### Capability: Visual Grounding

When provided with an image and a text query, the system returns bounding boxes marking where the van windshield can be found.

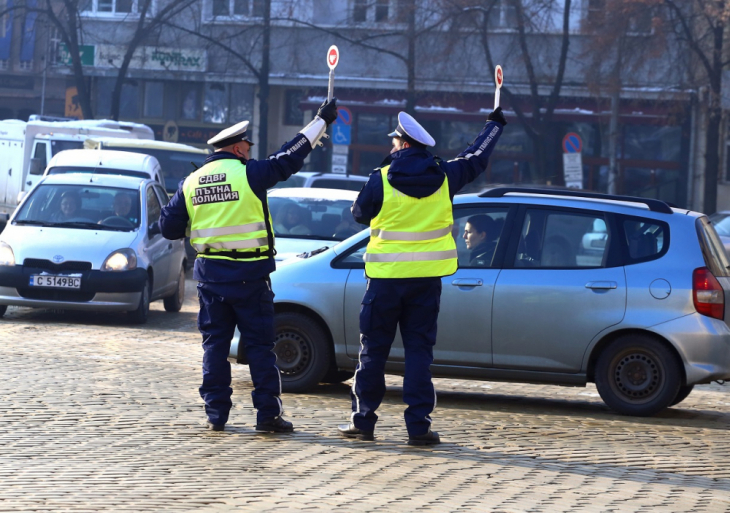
[15,184,141,231]
[51,140,84,155]
[47,166,150,179]
[104,147,208,194]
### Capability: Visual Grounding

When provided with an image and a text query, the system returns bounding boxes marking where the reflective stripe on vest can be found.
[364,165,457,279]
[370,225,453,241]
[364,249,458,262]
[183,159,273,262]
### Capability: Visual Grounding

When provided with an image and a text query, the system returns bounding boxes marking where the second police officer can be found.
[160,99,338,433]
[338,107,507,445]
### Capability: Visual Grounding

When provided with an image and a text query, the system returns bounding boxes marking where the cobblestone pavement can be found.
[1,275,730,512]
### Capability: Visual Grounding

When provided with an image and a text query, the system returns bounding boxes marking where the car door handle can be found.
[585,281,617,290]
[167,244,172,250]
[452,278,483,287]
[26,181,31,186]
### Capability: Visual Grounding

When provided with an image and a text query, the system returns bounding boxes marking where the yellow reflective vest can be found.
[364,165,457,278]
[183,159,274,262]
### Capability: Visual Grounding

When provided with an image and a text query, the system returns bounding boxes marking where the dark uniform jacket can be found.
[352,121,503,226]
[159,133,312,283]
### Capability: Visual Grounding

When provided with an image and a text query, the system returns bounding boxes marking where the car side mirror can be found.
[148,221,161,237]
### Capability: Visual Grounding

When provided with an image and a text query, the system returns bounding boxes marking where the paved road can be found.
[1,275,729,512]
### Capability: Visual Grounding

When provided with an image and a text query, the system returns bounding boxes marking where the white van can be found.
[43,149,163,186]
[0,118,153,222]
[83,138,209,195]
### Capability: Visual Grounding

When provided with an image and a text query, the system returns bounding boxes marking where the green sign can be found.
[58,43,95,66]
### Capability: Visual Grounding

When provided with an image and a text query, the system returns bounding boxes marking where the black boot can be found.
[338,423,374,441]
[408,430,440,446]
[255,416,294,433]
[206,421,225,432]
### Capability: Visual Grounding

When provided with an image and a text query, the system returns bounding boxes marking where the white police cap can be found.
[207,120,255,148]
[387,111,436,147]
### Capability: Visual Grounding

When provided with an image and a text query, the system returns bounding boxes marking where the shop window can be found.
[284,90,303,126]
[229,83,255,123]
[163,82,178,120]
[180,84,200,121]
[493,123,532,155]
[358,151,387,175]
[204,83,229,124]
[623,125,681,163]
[440,121,485,151]
[356,113,392,145]
[119,79,140,119]
[143,81,164,119]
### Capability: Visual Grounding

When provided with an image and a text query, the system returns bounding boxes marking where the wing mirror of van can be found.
[29,158,45,176]
[17,191,27,204]
[148,221,161,237]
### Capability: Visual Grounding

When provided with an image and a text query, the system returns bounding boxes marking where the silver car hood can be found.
[274,237,332,261]
[1,225,138,268]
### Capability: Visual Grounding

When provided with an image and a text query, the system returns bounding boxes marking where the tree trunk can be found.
[704,104,721,214]
[257,0,271,159]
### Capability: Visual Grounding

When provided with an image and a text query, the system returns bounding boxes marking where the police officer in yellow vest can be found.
[338,108,506,445]
[160,99,338,432]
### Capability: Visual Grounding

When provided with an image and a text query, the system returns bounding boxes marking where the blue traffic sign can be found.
[332,124,351,145]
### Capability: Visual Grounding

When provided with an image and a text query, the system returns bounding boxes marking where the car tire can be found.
[0,305,6,318]
[127,277,151,324]
[322,369,355,384]
[274,312,330,393]
[163,266,185,313]
[595,334,682,416]
[670,384,694,407]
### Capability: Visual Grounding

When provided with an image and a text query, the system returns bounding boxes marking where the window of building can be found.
[375,0,389,21]
[623,125,681,163]
[353,0,367,22]
[487,0,517,30]
[284,89,304,126]
[204,82,229,124]
[352,0,397,23]
[80,0,139,15]
[586,0,605,27]
[210,0,265,18]
[143,81,164,118]
[0,0,8,38]
[229,83,255,123]
[179,83,200,121]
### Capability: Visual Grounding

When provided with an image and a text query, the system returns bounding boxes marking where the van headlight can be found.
[102,249,137,272]
[0,242,15,266]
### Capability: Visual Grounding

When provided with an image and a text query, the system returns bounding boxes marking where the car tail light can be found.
[693,267,725,320]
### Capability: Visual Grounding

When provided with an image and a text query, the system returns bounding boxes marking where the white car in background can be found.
[269,187,365,261]
[272,172,367,192]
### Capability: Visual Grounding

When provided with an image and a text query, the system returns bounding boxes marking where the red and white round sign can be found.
[327,45,339,70]
[495,65,503,88]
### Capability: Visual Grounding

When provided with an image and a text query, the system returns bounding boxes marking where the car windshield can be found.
[269,196,366,241]
[709,213,730,237]
[15,184,141,231]
[48,166,151,180]
[106,147,208,194]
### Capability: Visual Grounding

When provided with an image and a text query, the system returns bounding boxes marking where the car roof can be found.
[268,187,359,200]
[49,149,160,169]
[40,172,150,190]
[296,172,368,181]
[85,137,209,154]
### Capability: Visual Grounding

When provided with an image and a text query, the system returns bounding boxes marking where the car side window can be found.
[453,207,509,268]
[153,185,169,207]
[622,217,668,262]
[146,187,162,230]
[514,209,609,268]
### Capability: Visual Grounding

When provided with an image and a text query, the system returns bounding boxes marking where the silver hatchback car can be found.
[0,173,187,323]
[230,188,730,416]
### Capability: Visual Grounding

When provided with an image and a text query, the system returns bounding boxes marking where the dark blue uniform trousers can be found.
[197,279,282,426]
[351,277,442,437]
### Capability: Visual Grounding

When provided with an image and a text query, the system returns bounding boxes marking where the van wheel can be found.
[0,305,6,318]
[274,312,330,393]
[595,334,681,416]
[671,385,694,407]
[127,278,150,324]
[163,266,185,312]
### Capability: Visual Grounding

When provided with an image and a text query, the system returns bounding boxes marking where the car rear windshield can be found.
[311,178,365,192]
[48,166,150,180]
[15,184,141,231]
[696,216,730,277]
[269,196,366,241]
[104,147,208,194]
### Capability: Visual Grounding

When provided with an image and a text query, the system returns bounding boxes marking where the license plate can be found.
[29,275,81,289]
